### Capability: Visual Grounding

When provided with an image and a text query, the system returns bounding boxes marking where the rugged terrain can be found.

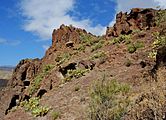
[0,8,166,120]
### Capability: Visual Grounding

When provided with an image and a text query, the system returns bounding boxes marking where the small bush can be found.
[155,10,166,26]
[29,65,54,95]
[109,35,144,54]
[43,64,54,74]
[63,69,89,82]
[149,31,166,59]
[148,50,157,59]
[52,111,60,120]
[132,29,142,34]
[110,35,131,45]
[77,44,86,52]
[89,79,130,120]
[152,32,166,48]
[29,75,43,95]
[20,97,50,117]
[90,51,106,60]
[80,34,94,46]
[80,33,105,44]
[127,41,144,53]
[55,53,71,65]
[127,44,136,53]
[134,41,144,49]
[91,40,105,52]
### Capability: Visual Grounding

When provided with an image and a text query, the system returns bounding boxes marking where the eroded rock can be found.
[106,8,157,38]
[8,59,41,88]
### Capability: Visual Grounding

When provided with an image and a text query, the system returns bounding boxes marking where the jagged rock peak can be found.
[43,24,96,60]
[51,24,93,50]
[106,8,157,38]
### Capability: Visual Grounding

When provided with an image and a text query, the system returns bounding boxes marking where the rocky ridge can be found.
[0,8,166,120]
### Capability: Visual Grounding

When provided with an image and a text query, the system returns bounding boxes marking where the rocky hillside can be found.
[0,8,166,120]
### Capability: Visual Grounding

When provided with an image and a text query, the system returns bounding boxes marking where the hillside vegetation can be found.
[0,8,166,120]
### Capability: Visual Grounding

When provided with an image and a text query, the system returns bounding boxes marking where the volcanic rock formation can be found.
[0,8,166,120]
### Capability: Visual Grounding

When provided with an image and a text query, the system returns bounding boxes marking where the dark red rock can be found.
[2,8,166,120]
[8,58,41,88]
[52,24,87,50]
[106,8,157,38]
[43,24,95,63]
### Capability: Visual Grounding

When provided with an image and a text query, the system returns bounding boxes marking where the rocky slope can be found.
[0,8,166,120]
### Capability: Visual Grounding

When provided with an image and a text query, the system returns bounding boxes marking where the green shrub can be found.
[132,29,142,34]
[90,51,106,60]
[29,65,54,95]
[29,75,43,95]
[55,53,71,65]
[127,41,144,53]
[155,10,166,26]
[149,31,166,59]
[148,50,157,59]
[77,44,86,52]
[110,35,131,45]
[31,106,50,117]
[79,34,104,47]
[51,111,60,120]
[63,69,89,82]
[89,79,130,120]
[43,64,54,74]
[21,97,50,117]
[91,40,105,52]
[134,41,144,49]
[152,32,166,48]
[127,44,136,53]
[80,34,94,46]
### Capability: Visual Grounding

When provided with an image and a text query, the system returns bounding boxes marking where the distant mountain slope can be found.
[0,66,14,80]
[0,66,14,71]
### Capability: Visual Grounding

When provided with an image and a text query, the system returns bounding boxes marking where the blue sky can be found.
[0,0,165,66]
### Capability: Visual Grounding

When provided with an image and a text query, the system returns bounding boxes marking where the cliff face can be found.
[0,8,166,120]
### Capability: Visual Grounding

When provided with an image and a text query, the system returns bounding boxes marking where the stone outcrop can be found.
[106,8,157,38]
[0,59,42,117]
[43,24,95,63]
[52,24,88,50]
[1,8,166,120]
[8,59,41,88]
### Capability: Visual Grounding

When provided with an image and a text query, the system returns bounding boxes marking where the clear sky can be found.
[0,0,166,66]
